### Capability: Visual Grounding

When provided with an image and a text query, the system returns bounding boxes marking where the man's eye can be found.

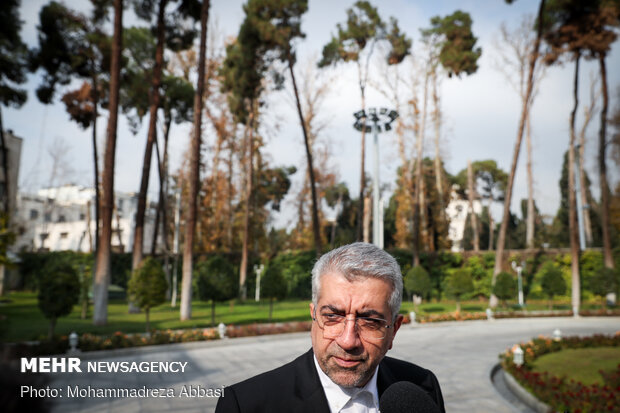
[322,313,343,322]
[359,318,384,330]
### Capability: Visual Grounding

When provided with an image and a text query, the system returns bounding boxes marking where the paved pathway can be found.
[46,317,619,412]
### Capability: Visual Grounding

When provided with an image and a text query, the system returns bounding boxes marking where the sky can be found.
[6,0,620,231]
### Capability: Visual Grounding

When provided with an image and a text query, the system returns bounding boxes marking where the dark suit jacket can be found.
[214,348,445,413]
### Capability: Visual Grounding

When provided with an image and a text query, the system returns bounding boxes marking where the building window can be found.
[44,213,51,223]
[30,209,39,220]
[58,215,66,222]
[79,213,85,220]
[60,232,68,239]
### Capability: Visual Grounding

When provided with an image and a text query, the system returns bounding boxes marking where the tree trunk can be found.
[211,301,216,326]
[226,139,234,249]
[467,160,479,252]
[151,137,163,256]
[598,56,614,270]
[526,114,535,249]
[578,118,592,246]
[48,317,56,341]
[357,87,366,242]
[145,308,150,332]
[420,176,429,251]
[91,75,100,254]
[288,58,322,257]
[363,195,371,243]
[492,0,546,308]
[432,70,445,220]
[0,107,10,215]
[180,0,209,321]
[413,70,430,266]
[488,200,495,251]
[93,0,122,326]
[568,55,581,315]
[161,118,171,298]
[239,105,256,301]
[132,0,167,280]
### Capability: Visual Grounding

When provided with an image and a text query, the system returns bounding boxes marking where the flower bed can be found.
[417,312,488,323]
[225,321,312,338]
[414,308,620,323]
[500,333,620,412]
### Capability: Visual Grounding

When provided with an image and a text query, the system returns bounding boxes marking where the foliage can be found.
[590,267,618,300]
[422,10,482,77]
[270,250,315,299]
[18,251,130,291]
[0,0,29,108]
[29,1,110,105]
[539,261,567,302]
[37,259,80,339]
[318,1,411,68]
[127,257,167,331]
[493,271,517,305]
[261,261,287,301]
[445,268,474,312]
[551,151,602,247]
[500,333,620,413]
[404,266,431,300]
[194,256,238,303]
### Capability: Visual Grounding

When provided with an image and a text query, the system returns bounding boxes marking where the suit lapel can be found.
[377,358,397,397]
[293,349,331,413]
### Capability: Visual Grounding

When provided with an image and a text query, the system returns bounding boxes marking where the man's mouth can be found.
[332,356,364,368]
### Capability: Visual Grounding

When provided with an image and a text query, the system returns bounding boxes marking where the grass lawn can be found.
[531,347,620,385]
[0,291,613,343]
[0,291,312,342]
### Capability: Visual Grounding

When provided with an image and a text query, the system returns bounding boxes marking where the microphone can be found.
[379,381,441,413]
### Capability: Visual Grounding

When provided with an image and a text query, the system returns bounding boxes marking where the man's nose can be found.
[336,317,361,349]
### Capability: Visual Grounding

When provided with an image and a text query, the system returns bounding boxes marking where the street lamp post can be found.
[511,260,525,307]
[353,107,398,247]
[254,263,264,302]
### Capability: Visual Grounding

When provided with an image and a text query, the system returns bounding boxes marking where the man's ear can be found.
[309,302,315,319]
[387,314,404,350]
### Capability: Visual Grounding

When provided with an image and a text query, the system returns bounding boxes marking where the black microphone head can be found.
[379,381,441,413]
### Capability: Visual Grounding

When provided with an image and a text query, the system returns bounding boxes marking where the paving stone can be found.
[45,316,619,412]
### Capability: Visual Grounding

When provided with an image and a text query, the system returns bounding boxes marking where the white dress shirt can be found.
[313,355,380,413]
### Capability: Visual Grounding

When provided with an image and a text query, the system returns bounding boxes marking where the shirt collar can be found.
[313,354,380,412]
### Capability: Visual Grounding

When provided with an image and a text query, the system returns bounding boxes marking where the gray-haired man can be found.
[215,242,444,412]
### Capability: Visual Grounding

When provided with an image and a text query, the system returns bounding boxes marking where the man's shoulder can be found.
[379,355,445,412]
[380,355,436,382]
[215,349,329,413]
[229,351,304,392]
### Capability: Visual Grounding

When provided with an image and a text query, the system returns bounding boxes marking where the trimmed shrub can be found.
[494,271,517,308]
[195,256,237,326]
[37,260,80,340]
[127,257,167,332]
[539,261,567,310]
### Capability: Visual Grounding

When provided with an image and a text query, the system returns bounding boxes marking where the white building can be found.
[14,184,158,253]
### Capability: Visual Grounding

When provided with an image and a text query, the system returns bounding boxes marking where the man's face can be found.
[310,272,403,388]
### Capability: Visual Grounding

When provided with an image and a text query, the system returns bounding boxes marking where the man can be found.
[215,242,444,412]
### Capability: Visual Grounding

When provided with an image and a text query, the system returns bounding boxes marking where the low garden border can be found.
[500,332,620,412]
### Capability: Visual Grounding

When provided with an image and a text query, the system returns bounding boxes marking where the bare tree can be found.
[577,74,600,246]
[493,15,547,250]
[491,0,546,308]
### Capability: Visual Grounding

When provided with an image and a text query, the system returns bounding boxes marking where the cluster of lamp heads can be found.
[353,107,399,132]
